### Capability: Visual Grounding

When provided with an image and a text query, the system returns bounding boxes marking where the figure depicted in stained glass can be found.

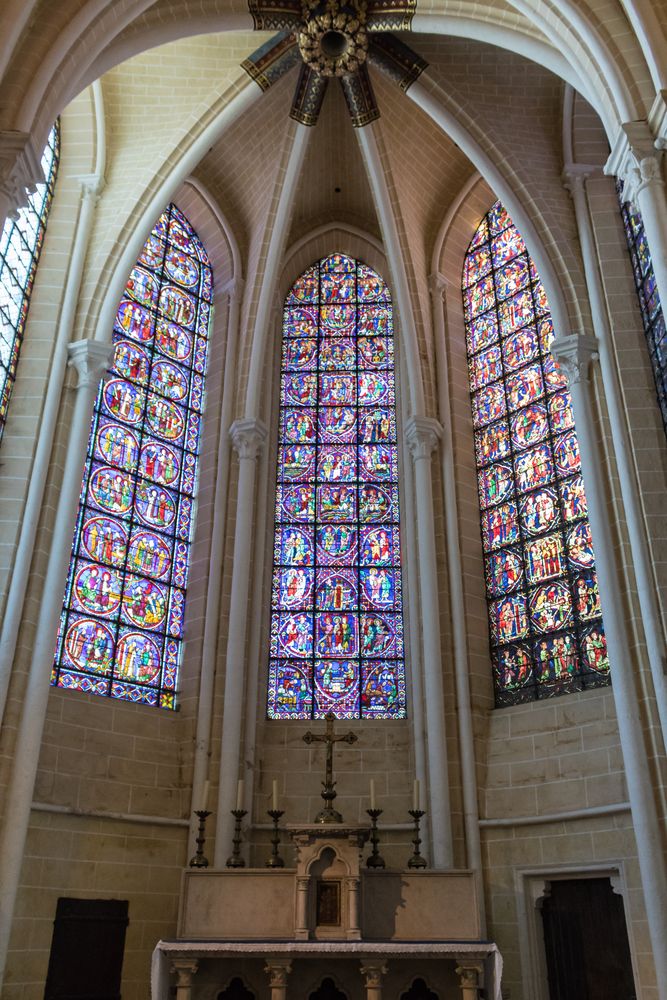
[52,205,212,708]
[463,201,608,705]
[268,254,406,719]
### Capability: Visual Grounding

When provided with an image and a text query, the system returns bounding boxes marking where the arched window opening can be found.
[618,188,667,438]
[52,204,213,708]
[463,201,609,706]
[267,253,407,719]
[0,122,60,440]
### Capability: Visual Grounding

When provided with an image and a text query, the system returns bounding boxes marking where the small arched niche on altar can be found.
[290,825,369,941]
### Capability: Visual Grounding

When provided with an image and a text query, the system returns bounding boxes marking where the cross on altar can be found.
[303,711,358,823]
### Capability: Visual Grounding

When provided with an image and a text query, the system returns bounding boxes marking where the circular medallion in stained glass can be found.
[146,393,185,442]
[574,572,601,621]
[96,423,139,471]
[319,407,356,442]
[277,567,314,608]
[279,526,314,566]
[284,410,316,444]
[520,488,558,535]
[268,661,313,717]
[358,336,390,368]
[114,340,149,385]
[358,371,388,405]
[127,267,158,308]
[82,516,127,567]
[139,441,180,486]
[360,567,396,608]
[74,564,122,617]
[152,360,188,400]
[529,581,572,632]
[477,462,513,508]
[316,524,357,564]
[582,626,609,673]
[560,476,587,522]
[511,403,548,450]
[89,466,133,515]
[128,530,172,580]
[316,570,357,609]
[554,431,581,475]
[361,662,403,717]
[283,373,317,406]
[156,318,193,361]
[165,248,199,287]
[158,286,196,328]
[502,326,538,372]
[274,613,314,657]
[116,299,154,343]
[359,484,392,522]
[123,576,167,629]
[316,613,358,657]
[360,444,393,481]
[360,526,394,565]
[506,363,543,410]
[280,484,315,522]
[115,631,162,683]
[525,533,564,583]
[314,660,359,716]
[485,549,523,596]
[135,482,176,529]
[549,390,574,433]
[103,379,145,424]
[494,645,532,690]
[359,613,396,657]
[491,593,527,643]
[320,338,355,370]
[65,618,114,674]
[139,234,165,269]
[317,483,356,521]
[567,522,595,568]
[534,633,577,681]
[282,444,316,480]
[283,339,317,370]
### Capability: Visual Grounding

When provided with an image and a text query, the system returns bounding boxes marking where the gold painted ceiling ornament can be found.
[242,0,427,127]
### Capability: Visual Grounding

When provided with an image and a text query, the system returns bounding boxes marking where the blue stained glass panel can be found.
[268,254,406,719]
[52,204,212,708]
[464,201,608,706]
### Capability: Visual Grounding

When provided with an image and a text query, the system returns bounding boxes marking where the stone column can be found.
[550,334,667,999]
[346,876,361,940]
[0,339,113,988]
[404,415,453,869]
[295,876,310,940]
[0,129,44,229]
[360,962,387,1000]
[213,417,267,867]
[171,960,199,1000]
[605,121,667,315]
[265,959,292,1000]
[455,962,483,1000]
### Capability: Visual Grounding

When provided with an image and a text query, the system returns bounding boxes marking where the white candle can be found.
[202,780,210,812]
[370,779,376,810]
[272,779,279,812]
[236,778,244,811]
[413,778,420,811]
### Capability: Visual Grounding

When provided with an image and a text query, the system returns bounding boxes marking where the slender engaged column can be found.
[265,960,292,1000]
[213,417,267,867]
[550,334,667,998]
[295,876,310,940]
[0,340,113,988]
[346,876,361,940]
[606,122,667,313]
[171,960,199,1000]
[360,962,387,1000]
[404,415,453,868]
[455,962,483,1000]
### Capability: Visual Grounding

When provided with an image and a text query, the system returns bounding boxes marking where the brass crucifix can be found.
[303,711,358,823]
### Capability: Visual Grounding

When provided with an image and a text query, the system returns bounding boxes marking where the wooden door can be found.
[44,897,128,1000]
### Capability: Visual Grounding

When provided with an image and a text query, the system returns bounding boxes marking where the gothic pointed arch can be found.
[52,203,213,707]
[463,200,609,705]
[267,252,406,719]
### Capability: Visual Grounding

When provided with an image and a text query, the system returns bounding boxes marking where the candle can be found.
[370,779,376,810]
[236,778,244,811]
[413,778,420,811]
[272,779,279,812]
[202,780,210,812]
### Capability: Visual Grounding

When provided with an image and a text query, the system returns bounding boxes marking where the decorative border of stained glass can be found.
[0,122,60,440]
[463,201,609,706]
[617,184,667,438]
[267,253,407,719]
[51,204,212,709]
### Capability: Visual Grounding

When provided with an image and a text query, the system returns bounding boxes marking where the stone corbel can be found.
[605,120,664,204]
[549,334,599,388]
[0,130,45,220]
[67,340,114,390]
[648,89,667,151]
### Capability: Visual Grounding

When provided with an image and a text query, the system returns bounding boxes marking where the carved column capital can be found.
[561,162,603,196]
[404,415,442,461]
[428,271,449,301]
[222,275,245,305]
[605,120,664,204]
[550,334,599,387]
[170,958,199,989]
[649,89,667,151]
[0,130,44,220]
[264,959,292,988]
[360,962,388,988]
[455,962,484,1000]
[75,173,105,205]
[67,340,114,389]
[230,417,267,460]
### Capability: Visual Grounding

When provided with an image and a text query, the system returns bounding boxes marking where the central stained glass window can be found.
[52,204,212,708]
[267,253,406,719]
[463,201,609,706]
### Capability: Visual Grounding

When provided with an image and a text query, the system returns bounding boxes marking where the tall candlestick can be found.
[413,778,420,811]
[202,780,210,812]
[236,778,244,811]
[370,779,376,810]
[272,779,279,812]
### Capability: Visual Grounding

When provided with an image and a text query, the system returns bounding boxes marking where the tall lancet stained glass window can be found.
[463,202,609,706]
[268,253,407,720]
[0,122,59,440]
[618,190,667,437]
[52,205,212,708]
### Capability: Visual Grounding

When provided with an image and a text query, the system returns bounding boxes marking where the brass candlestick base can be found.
[407,808,427,869]
[366,808,385,869]
[265,809,285,868]
[189,809,212,868]
[226,809,247,868]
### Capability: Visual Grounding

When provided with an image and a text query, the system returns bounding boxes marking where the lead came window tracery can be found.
[52,204,212,708]
[463,201,609,706]
[267,253,407,719]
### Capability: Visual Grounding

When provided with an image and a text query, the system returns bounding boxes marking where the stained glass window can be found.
[463,201,609,706]
[51,204,212,708]
[267,253,407,719]
[0,122,59,440]
[618,186,667,437]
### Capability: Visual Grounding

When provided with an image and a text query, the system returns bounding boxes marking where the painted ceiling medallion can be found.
[242,0,426,127]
